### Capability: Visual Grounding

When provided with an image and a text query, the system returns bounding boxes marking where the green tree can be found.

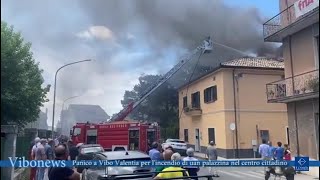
[120,64,213,139]
[121,74,179,127]
[1,21,50,127]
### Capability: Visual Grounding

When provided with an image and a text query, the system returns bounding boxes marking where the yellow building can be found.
[179,57,288,158]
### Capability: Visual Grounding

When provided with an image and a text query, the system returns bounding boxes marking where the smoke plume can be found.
[78,0,280,59]
[1,0,282,119]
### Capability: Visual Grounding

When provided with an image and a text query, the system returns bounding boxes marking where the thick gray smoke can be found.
[78,0,280,59]
[2,0,281,120]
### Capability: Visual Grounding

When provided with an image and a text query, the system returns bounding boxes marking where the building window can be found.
[260,130,270,143]
[184,129,189,142]
[191,91,200,108]
[208,128,215,144]
[183,96,187,108]
[204,86,217,103]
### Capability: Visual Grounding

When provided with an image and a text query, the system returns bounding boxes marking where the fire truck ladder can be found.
[110,36,213,122]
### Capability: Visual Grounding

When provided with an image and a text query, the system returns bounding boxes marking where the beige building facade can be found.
[264,0,319,176]
[179,58,288,158]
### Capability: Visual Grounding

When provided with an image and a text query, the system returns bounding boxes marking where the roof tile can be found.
[221,57,284,69]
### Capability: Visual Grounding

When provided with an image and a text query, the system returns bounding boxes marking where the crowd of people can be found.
[29,136,81,180]
[259,139,292,161]
[258,139,292,174]
[148,140,219,179]
[28,135,221,180]
[30,136,293,180]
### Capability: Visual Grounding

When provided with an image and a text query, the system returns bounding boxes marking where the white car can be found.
[162,139,187,155]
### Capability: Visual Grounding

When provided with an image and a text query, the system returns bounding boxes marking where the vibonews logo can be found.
[295,157,309,171]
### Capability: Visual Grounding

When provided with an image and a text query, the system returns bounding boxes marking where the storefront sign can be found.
[294,0,319,18]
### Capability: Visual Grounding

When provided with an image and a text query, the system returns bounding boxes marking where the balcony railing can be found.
[263,4,297,39]
[263,2,319,40]
[266,70,319,102]
[184,106,202,116]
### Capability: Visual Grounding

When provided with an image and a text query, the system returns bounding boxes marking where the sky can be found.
[1,0,280,128]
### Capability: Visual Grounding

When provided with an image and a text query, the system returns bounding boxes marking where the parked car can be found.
[81,151,153,180]
[162,139,187,156]
[77,144,104,173]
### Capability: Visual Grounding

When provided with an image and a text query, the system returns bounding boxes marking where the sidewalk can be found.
[193,151,319,179]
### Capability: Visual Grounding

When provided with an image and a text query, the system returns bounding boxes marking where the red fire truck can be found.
[70,37,213,152]
[71,120,160,152]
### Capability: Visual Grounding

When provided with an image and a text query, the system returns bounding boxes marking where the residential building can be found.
[179,57,288,158]
[263,0,319,176]
[59,104,110,135]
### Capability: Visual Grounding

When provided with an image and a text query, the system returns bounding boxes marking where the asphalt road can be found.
[197,166,318,180]
[42,167,317,180]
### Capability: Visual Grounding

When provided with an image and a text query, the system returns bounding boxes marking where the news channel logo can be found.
[295,156,309,171]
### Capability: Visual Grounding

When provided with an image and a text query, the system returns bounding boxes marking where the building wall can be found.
[179,68,288,158]
[280,0,296,12]
[179,112,227,147]
[283,24,319,78]
[179,70,226,114]
[287,98,319,160]
[179,70,226,148]
[280,12,319,160]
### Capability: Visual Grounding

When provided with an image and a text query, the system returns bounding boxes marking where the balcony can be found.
[263,2,319,42]
[266,70,319,103]
[184,106,202,116]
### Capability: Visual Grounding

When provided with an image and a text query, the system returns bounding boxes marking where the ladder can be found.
[111,36,213,121]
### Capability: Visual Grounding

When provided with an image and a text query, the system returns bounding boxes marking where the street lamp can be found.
[62,95,82,111]
[59,95,82,135]
[51,59,92,139]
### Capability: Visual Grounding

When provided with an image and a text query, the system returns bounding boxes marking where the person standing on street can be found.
[149,142,161,172]
[284,144,291,161]
[54,136,59,147]
[154,152,189,179]
[48,144,80,180]
[259,139,272,160]
[274,142,284,160]
[206,141,219,177]
[68,140,79,161]
[183,148,200,180]
[36,139,47,180]
[259,139,272,174]
[154,149,174,177]
[45,139,55,160]
[149,142,161,160]
[30,137,40,180]
[267,141,276,159]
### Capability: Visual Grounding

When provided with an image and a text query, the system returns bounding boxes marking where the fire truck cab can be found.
[70,120,160,152]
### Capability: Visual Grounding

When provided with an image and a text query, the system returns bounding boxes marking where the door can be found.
[195,129,200,152]
[129,129,140,150]
[260,130,270,143]
[208,128,216,144]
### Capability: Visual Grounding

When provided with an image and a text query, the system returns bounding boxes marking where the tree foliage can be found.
[119,53,214,139]
[121,74,179,128]
[1,21,50,127]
